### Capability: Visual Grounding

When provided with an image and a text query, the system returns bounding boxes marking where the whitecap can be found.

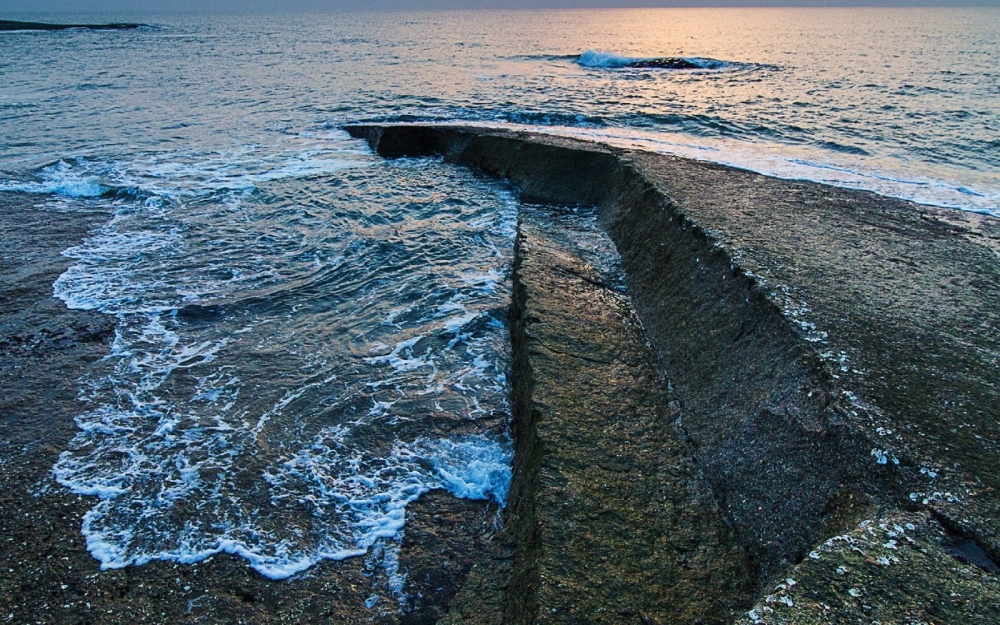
[576,50,733,71]
[577,50,645,68]
[0,159,107,197]
[416,435,513,504]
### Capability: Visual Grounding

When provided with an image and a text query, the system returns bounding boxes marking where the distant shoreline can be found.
[0,19,144,31]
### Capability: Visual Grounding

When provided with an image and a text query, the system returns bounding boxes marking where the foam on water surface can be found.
[451,121,1000,217]
[577,50,655,68]
[577,50,735,71]
[2,130,374,205]
[49,143,518,581]
[0,159,108,197]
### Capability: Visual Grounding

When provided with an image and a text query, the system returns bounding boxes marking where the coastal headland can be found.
[346,124,1000,623]
[1,124,997,623]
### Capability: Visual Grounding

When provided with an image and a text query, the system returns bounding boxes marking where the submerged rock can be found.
[628,57,702,70]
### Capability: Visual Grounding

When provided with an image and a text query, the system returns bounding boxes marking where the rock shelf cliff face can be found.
[0,193,499,623]
[345,124,1000,623]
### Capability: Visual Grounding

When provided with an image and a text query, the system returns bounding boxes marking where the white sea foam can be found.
[460,267,502,293]
[54,228,185,313]
[578,50,643,68]
[50,155,517,583]
[577,50,731,70]
[55,305,512,580]
[2,130,374,204]
[0,160,107,197]
[133,145,373,197]
[417,435,513,503]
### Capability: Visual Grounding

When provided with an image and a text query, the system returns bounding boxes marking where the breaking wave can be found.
[576,50,737,71]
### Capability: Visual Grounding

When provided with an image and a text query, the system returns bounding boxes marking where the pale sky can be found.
[6,0,998,13]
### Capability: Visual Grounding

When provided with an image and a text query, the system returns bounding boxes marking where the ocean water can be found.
[1,8,998,580]
[47,150,519,580]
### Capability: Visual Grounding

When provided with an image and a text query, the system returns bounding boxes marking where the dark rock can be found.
[445,209,752,623]
[345,124,1000,622]
[734,511,1000,624]
[0,20,145,31]
[629,58,702,70]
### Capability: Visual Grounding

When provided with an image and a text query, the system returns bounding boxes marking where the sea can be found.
[1,7,998,581]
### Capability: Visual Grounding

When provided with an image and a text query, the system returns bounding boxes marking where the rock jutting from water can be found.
[2,122,997,622]
[627,57,702,69]
[0,20,145,31]
[346,123,1000,623]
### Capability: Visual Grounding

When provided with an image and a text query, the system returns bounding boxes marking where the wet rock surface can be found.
[628,152,1000,554]
[346,124,1000,622]
[0,192,496,623]
[627,58,702,70]
[446,207,753,623]
[736,511,1000,624]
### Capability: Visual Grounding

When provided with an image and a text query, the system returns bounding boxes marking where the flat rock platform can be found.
[1,120,997,623]
[347,124,1000,624]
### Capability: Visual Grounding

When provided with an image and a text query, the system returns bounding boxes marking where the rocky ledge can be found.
[345,124,1000,623]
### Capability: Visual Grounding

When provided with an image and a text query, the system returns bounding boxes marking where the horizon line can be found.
[5,3,998,14]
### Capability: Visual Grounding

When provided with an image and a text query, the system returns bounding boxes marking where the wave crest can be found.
[577,50,732,71]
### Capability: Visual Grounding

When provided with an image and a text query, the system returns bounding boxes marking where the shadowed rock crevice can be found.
[446,208,754,623]
[345,124,1000,622]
